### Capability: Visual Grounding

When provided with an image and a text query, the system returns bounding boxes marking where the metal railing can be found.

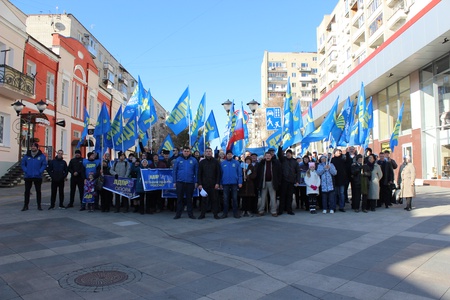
[0,64,35,96]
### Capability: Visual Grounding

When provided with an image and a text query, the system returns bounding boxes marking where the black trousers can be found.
[69,176,84,206]
[24,178,42,207]
[200,184,218,216]
[50,180,65,207]
[351,184,361,210]
[279,181,295,213]
[379,184,391,207]
[100,189,113,211]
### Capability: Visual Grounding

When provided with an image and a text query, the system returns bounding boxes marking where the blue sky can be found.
[12,0,338,145]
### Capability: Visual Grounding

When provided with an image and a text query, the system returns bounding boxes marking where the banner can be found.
[141,169,174,191]
[102,175,138,199]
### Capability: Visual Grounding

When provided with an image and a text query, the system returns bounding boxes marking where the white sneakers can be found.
[330,210,334,214]
[322,210,327,214]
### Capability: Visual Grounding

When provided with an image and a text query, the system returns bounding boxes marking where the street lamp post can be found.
[246,99,260,147]
[11,99,48,159]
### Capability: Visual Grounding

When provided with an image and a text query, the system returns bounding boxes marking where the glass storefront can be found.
[420,53,450,179]
[378,77,412,141]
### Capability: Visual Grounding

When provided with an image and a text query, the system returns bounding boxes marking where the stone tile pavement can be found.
[0,183,450,299]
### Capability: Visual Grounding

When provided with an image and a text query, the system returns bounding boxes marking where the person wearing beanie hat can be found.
[277,146,300,216]
[20,142,47,211]
[67,149,86,208]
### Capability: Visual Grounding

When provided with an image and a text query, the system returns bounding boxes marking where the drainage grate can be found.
[59,263,141,292]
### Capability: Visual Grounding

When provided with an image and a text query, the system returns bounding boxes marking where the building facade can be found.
[314,0,450,186]
[259,51,319,147]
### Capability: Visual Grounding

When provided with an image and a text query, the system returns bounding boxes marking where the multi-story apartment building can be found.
[259,51,319,147]
[314,0,450,186]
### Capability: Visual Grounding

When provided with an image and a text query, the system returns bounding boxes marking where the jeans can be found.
[321,190,336,210]
[222,184,238,216]
[335,185,345,209]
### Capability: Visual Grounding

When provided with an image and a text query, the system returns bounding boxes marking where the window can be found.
[0,113,11,146]
[292,82,297,88]
[311,68,318,74]
[46,73,55,102]
[73,131,80,138]
[291,62,296,67]
[301,63,308,68]
[88,95,95,117]
[98,51,103,62]
[301,73,308,77]
[61,79,69,107]
[291,73,296,78]
[313,57,317,62]
[26,60,36,76]
[302,83,309,88]
[73,83,82,119]
[60,129,68,153]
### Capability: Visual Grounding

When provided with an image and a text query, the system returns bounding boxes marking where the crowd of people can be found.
[20,142,417,217]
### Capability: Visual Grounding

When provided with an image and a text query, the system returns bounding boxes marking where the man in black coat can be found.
[377,152,395,208]
[66,149,85,208]
[197,147,222,219]
[47,149,68,209]
[331,149,348,212]
[277,147,300,215]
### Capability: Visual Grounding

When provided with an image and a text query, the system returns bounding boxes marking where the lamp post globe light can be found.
[11,99,48,156]
[221,99,233,115]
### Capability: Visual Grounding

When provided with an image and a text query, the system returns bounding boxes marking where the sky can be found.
[11,0,338,147]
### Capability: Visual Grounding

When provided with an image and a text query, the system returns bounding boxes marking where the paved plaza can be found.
[0,183,450,300]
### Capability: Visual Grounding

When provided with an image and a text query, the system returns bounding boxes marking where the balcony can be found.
[386,0,400,8]
[0,64,35,99]
[387,2,408,31]
[299,76,313,82]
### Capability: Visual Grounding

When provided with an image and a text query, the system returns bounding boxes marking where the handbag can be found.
[96,175,104,191]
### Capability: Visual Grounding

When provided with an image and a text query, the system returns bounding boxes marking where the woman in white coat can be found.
[367,154,383,211]
[398,155,416,211]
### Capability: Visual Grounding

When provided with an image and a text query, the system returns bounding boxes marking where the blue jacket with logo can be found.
[21,150,47,179]
[220,158,243,185]
[83,158,101,179]
[172,155,198,183]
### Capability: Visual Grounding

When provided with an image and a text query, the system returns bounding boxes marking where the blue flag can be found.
[124,76,145,120]
[266,127,283,150]
[389,102,404,153]
[138,88,157,139]
[360,97,373,147]
[204,110,220,142]
[282,77,295,150]
[118,110,138,151]
[93,102,111,153]
[77,107,90,148]
[190,93,206,146]
[292,101,304,145]
[158,134,174,155]
[337,97,354,146]
[105,106,123,151]
[192,135,205,155]
[302,97,339,144]
[166,86,191,135]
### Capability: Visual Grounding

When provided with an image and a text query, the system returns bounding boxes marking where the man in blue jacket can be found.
[173,146,198,219]
[47,149,68,209]
[220,150,243,219]
[21,142,47,211]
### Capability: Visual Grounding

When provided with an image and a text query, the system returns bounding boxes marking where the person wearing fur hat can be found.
[21,142,47,211]
[304,162,321,214]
